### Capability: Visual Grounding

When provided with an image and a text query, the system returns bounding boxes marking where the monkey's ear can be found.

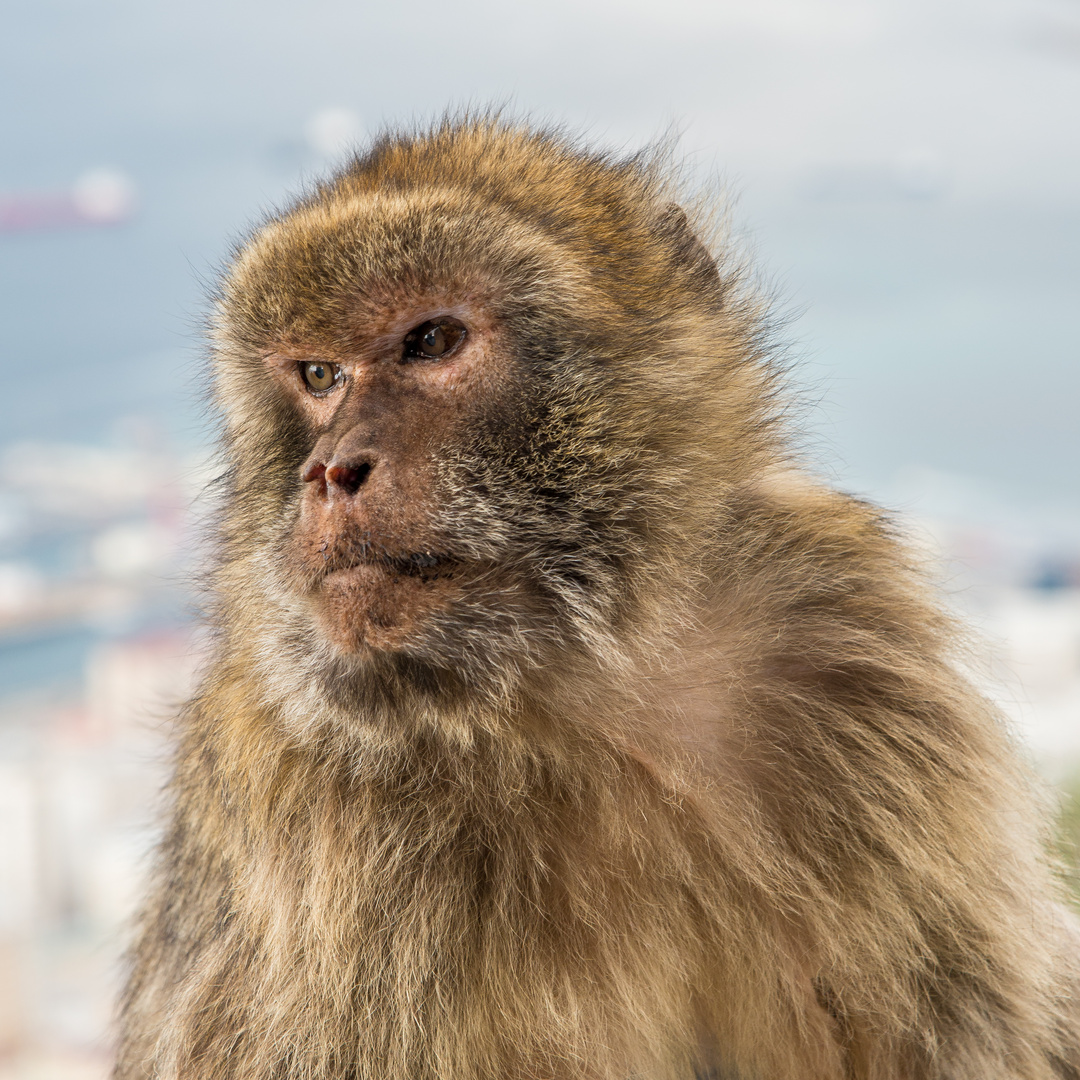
[659,203,722,294]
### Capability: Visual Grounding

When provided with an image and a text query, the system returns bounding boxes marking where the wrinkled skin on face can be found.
[263,290,515,653]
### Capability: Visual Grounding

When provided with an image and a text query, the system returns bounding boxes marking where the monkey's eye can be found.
[402,320,466,361]
[299,361,341,393]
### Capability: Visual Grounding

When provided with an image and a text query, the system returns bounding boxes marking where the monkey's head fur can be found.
[213,120,777,723]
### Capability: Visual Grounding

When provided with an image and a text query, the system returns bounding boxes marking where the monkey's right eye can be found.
[402,320,467,362]
[299,361,341,393]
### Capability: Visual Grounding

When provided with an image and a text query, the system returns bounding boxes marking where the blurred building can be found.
[0,437,208,1078]
[0,631,203,1079]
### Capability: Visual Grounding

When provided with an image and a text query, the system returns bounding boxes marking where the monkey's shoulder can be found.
[711,468,951,669]
[725,468,923,588]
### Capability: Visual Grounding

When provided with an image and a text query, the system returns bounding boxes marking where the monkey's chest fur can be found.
[145,722,739,1080]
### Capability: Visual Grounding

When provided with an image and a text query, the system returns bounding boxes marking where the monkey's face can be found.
[262,289,514,655]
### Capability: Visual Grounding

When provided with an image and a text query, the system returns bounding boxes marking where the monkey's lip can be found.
[318,551,460,581]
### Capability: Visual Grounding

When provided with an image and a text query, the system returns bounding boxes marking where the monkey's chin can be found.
[312,564,461,653]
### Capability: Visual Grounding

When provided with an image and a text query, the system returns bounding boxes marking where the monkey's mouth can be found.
[307,549,466,653]
[315,548,460,583]
[290,528,470,650]
[324,549,460,582]
[295,531,460,582]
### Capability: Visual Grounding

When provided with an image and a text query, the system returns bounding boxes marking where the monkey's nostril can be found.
[302,461,327,484]
[325,461,372,496]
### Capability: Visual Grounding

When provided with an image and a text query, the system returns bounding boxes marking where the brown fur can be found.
[115,118,1080,1080]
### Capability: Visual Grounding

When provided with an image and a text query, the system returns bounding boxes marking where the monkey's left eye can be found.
[300,361,341,393]
[402,320,467,361]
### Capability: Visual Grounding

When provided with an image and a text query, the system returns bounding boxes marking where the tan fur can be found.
[115,118,1080,1080]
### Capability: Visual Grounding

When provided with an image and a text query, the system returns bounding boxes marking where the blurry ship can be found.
[0,171,135,233]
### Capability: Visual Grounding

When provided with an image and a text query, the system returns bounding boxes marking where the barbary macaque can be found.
[115,119,1080,1080]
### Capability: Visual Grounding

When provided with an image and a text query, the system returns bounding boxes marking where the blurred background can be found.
[1,0,1079,1075]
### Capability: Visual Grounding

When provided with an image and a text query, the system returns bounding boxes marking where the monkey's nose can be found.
[302,458,373,497]
[326,462,372,495]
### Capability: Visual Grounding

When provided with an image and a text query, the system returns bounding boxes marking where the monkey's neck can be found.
[186,642,709,879]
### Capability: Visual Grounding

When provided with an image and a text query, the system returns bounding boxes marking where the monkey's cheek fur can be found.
[312,565,462,652]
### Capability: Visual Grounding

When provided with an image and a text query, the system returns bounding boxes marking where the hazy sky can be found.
[1,0,1078,505]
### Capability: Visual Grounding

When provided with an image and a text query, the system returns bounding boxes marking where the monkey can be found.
[114,118,1080,1080]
